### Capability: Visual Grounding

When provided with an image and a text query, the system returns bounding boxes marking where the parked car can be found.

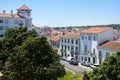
[90,64,99,68]
[67,56,75,62]
[69,59,78,65]
[81,61,91,67]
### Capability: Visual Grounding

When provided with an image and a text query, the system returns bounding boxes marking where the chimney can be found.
[3,10,6,14]
[11,10,13,15]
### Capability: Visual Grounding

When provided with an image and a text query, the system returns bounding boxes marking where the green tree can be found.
[2,35,65,80]
[87,52,120,80]
[0,27,37,61]
[4,27,37,51]
[82,71,90,80]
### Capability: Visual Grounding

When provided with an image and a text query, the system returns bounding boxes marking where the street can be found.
[60,60,92,73]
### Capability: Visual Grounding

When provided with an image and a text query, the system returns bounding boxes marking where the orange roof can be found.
[61,32,80,39]
[81,27,112,34]
[98,41,120,51]
[32,25,38,28]
[51,36,60,41]
[17,4,31,10]
[0,14,21,18]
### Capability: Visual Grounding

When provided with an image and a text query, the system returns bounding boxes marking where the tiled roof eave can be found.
[60,36,80,39]
[0,17,21,18]
[97,47,118,52]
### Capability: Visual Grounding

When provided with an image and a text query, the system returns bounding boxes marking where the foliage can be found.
[84,52,120,80]
[4,27,37,51]
[1,27,65,80]
[0,27,37,61]
[58,70,83,80]
[82,71,89,80]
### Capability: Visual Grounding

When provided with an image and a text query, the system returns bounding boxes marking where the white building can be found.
[59,27,118,65]
[97,41,120,64]
[0,4,32,37]
[59,32,80,61]
[80,27,113,65]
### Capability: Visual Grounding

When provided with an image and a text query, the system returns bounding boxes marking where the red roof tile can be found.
[98,41,120,51]
[61,32,80,39]
[17,4,31,10]
[0,14,21,18]
[81,27,112,34]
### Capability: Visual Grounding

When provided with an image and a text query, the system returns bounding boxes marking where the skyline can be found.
[0,0,120,27]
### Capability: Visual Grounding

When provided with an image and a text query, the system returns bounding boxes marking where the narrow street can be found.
[60,60,92,73]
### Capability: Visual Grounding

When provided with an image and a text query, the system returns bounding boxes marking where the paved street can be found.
[60,60,92,73]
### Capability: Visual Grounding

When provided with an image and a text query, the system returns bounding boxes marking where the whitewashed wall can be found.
[97,48,116,64]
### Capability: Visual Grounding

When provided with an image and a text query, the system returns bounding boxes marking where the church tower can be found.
[17,4,32,29]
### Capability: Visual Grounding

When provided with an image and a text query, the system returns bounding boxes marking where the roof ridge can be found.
[17,4,31,10]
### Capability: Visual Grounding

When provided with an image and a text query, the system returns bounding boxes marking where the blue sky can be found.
[0,0,120,27]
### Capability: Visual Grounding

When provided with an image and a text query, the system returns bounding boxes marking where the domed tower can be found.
[17,4,32,29]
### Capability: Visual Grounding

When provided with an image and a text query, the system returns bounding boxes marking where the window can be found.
[68,39,69,43]
[93,57,96,64]
[85,36,87,40]
[0,34,3,37]
[71,46,74,50]
[0,20,3,23]
[82,35,84,40]
[5,20,8,24]
[0,26,3,30]
[61,38,63,42]
[65,45,66,50]
[68,46,69,50]
[76,40,78,44]
[88,57,90,63]
[28,12,30,16]
[61,45,63,49]
[99,51,102,64]
[76,56,78,60]
[82,56,83,61]
[93,49,95,55]
[106,52,110,57]
[14,20,18,24]
[71,39,73,44]
[65,38,66,43]
[85,57,87,61]
[75,46,78,51]
[93,36,96,41]
[19,20,23,26]
[84,45,87,55]
[88,35,91,40]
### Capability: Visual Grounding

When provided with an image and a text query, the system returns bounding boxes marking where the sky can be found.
[0,0,120,27]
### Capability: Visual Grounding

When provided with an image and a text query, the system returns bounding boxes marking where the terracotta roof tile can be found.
[0,14,21,18]
[17,4,31,10]
[98,41,120,51]
[81,27,112,34]
[32,25,38,28]
[51,36,60,41]
[61,32,80,39]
